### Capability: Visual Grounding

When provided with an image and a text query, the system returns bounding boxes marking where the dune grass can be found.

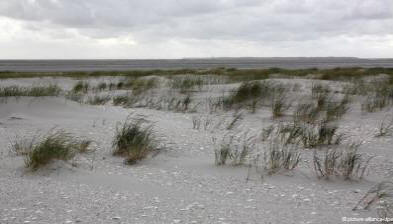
[13,130,92,171]
[123,77,158,94]
[294,93,350,124]
[313,143,373,180]
[261,139,301,175]
[213,133,254,166]
[271,93,291,118]
[170,75,204,93]
[0,84,61,97]
[224,80,287,112]
[2,67,392,82]
[72,81,89,93]
[263,119,344,149]
[231,81,267,103]
[112,117,157,165]
[86,95,111,105]
[113,94,133,106]
[375,115,393,137]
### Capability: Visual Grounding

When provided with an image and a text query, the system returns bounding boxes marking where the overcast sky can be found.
[0,0,392,59]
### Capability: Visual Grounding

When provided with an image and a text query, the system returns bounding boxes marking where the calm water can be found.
[1,58,393,72]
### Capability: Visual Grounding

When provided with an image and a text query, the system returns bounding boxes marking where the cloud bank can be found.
[0,0,392,59]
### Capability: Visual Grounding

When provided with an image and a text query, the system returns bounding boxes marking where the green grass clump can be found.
[0,85,61,97]
[112,117,157,165]
[21,131,90,170]
[224,81,275,111]
[232,81,266,103]
[72,81,89,93]
[123,78,157,95]
[170,75,204,93]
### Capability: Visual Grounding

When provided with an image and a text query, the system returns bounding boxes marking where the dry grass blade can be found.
[375,115,393,137]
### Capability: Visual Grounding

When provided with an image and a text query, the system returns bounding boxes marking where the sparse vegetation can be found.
[96,82,107,91]
[86,95,111,105]
[112,117,158,165]
[72,81,89,93]
[213,133,254,166]
[124,77,158,95]
[113,94,133,106]
[260,139,301,175]
[9,137,34,156]
[264,120,344,148]
[271,94,291,118]
[354,181,393,220]
[313,143,373,180]
[170,75,204,93]
[18,130,91,171]
[361,95,390,113]
[300,121,344,148]
[226,112,244,130]
[192,115,212,130]
[0,85,61,97]
[375,115,393,137]
[360,80,393,113]
[1,67,393,82]
[231,81,266,103]
[77,140,93,154]
[65,92,84,103]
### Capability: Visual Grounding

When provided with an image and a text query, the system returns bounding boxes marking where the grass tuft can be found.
[213,133,254,166]
[20,130,90,170]
[261,139,301,175]
[313,143,373,180]
[72,81,89,93]
[112,117,157,165]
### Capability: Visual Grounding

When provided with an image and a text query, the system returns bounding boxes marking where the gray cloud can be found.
[0,0,392,58]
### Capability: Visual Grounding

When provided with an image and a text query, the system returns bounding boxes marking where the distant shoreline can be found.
[1,58,393,72]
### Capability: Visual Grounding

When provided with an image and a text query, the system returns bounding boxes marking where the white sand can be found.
[1,77,392,223]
